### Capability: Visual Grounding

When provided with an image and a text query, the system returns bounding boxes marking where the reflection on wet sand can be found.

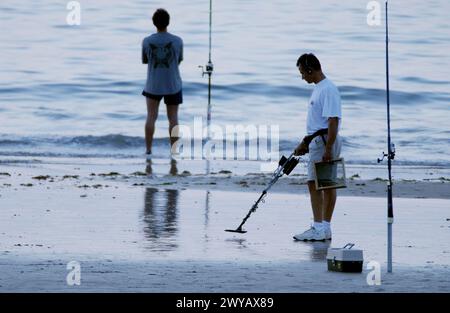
[139,169,333,258]
[292,240,331,261]
[308,241,331,261]
[225,237,248,249]
[142,188,179,251]
[169,158,178,176]
[145,158,178,176]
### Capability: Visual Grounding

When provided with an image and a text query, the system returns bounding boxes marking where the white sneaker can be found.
[324,227,332,240]
[293,226,326,241]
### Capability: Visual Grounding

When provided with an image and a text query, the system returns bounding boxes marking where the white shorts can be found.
[307,135,342,181]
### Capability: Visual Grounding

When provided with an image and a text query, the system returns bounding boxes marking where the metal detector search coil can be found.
[314,158,347,191]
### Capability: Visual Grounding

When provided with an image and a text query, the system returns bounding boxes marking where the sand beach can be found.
[0,157,449,292]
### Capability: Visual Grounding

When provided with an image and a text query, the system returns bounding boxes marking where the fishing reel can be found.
[377,143,396,163]
[199,61,214,77]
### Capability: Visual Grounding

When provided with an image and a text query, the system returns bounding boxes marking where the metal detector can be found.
[225,154,300,234]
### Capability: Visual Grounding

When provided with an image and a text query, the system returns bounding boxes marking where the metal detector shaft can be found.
[233,173,283,231]
[226,154,298,233]
[234,191,266,232]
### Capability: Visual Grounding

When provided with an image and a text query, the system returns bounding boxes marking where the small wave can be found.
[0,134,147,149]
[338,86,450,104]
[0,158,43,164]
[0,81,143,100]
[0,133,448,167]
[33,111,72,120]
[61,134,144,148]
[401,76,450,85]
[0,151,140,159]
[1,80,449,105]
[0,138,36,146]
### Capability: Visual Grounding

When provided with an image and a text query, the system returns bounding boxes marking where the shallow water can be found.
[0,0,449,165]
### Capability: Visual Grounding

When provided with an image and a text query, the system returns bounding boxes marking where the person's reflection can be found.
[169,158,178,176]
[145,159,153,176]
[308,241,331,261]
[145,159,178,176]
[142,187,179,251]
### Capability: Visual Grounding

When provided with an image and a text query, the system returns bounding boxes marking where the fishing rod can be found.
[198,0,213,174]
[199,0,214,141]
[377,0,395,273]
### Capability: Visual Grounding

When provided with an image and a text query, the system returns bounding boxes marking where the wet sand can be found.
[2,258,449,292]
[0,158,449,292]
[1,157,449,199]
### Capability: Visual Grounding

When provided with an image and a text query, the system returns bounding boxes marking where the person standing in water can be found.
[293,53,343,241]
[142,8,183,159]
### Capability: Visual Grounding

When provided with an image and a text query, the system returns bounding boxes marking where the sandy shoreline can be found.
[1,157,449,199]
[1,258,448,292]
[1,158,449,292]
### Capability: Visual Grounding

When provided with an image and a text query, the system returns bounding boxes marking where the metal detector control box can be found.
[326,243,363,273]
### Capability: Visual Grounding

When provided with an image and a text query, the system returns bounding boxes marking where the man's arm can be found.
[294,139,309,156]
[178,40,183,65]
[323,117,339,161]
[142,41,148,64]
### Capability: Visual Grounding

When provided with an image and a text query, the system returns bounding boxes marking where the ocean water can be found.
[0,0,449,166]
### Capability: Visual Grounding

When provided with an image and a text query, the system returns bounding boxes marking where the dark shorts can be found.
[142,90,183,105]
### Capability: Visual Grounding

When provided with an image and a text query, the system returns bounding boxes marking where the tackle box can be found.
[327,243,363,273]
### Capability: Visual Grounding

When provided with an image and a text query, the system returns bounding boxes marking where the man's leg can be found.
[293,180,326,240]
[293,141,327,241]
[308,180,323,223]
[166,104,179,153]
[145,98,160,154]
[323,135,340,222]
[323,188,336,222]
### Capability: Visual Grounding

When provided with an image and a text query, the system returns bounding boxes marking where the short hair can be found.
[152,8,170,30]
[296,53,321,72]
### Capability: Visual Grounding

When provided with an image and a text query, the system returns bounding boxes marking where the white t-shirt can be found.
[306,78,342,135]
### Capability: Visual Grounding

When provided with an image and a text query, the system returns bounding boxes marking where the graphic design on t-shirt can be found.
[149,42,174,69]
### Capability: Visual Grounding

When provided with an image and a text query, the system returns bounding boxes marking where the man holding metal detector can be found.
[293,53,342,241]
